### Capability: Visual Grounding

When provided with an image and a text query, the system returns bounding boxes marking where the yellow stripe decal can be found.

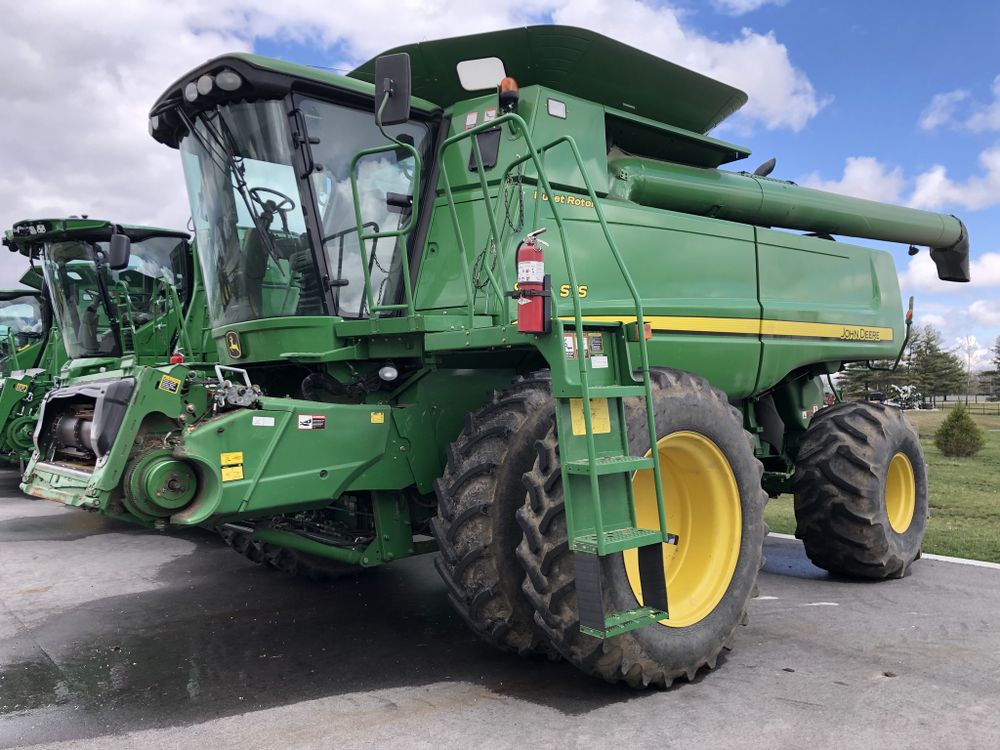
[561,316,893,342]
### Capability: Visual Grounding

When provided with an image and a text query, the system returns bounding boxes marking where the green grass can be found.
[764,410,1000,563]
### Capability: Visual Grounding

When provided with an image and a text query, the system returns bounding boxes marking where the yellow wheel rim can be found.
[884,452,915,534]
[625,431,742,628]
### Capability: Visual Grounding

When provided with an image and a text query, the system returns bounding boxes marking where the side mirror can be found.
[108,233,131,270]
[374,53,411,127]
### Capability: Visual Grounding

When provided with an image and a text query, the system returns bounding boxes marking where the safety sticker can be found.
[484,107,497,122]
[14,383,28,393]
[220,451,243,466]
[221,465,244,482]
[370,412,385,424]
[464,111,479,130]
[158,374,181,394]
[298,414,326,430]
[570,398,612,436]
[252,415,275,427]
[563,333,578,360]
[591,355,609,369]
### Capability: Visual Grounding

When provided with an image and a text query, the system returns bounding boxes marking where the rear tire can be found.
[793,401,927,579]
[516,368,766,687]
[431,374,556,657]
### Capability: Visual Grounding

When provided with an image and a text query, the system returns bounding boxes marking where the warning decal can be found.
[298,414,327,430]
[158,374,181,394]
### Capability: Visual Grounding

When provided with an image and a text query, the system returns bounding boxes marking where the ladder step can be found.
[579,606,669,639]
[565,455,653,476]
[570,385,647,399]
[571,526,663,554]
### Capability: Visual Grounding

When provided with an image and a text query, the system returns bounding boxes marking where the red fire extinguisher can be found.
[512,228,551,334]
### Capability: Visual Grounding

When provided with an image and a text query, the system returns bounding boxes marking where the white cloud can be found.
[712,0,787,16]
[908,146,1000,211]
[918,89,969,131]
[954,334,991,371]
[801,156,904,203]
[917,74,1000,133]
[552,2,827,132]
[0,1,825,287]
[918,312,947,329]
[965,74,1000,133]
[967,300,1000,329]
[899,251,1000,293]
[0,1,251,285]
[805,148,1000,215]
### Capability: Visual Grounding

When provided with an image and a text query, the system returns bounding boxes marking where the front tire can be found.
[793,401,927,579]
[431,374,556,656]
[517,369,767,687]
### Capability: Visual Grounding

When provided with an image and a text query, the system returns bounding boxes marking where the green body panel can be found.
[23,27,972,597]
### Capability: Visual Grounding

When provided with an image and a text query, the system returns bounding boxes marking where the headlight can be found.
[197,74,214,96]
[216,69,242,91]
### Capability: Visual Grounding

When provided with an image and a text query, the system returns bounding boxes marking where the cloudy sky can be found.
[1,0,997,363]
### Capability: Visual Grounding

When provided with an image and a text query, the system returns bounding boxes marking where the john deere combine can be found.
[21,27,971,686]
[5,217,215,476]
[0,269,66,465]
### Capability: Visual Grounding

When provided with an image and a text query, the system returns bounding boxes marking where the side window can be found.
[298,96,429,318]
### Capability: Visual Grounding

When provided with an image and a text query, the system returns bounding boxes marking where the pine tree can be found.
[934,404,985,457]
[908,325,965,406]
[984,336,1000,401]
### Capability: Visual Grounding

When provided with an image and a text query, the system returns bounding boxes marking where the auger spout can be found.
[609,155,970,282]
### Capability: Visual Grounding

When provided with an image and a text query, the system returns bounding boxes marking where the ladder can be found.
[437,115,672,638]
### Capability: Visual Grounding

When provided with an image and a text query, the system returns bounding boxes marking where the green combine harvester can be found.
[21,27,971,687]
[4,217,214,470]
[0,269,66,465]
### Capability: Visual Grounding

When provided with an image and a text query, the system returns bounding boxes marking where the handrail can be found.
[437,113,668,553]
[348,137,423,317]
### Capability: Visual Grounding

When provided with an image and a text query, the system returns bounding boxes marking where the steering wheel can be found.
[248,187,296,215]
[246,186,296,274]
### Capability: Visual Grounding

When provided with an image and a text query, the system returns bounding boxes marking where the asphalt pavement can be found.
[1,468,998,749]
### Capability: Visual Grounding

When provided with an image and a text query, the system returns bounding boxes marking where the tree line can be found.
[839,327,1000,405]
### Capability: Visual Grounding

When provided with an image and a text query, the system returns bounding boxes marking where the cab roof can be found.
[350,25,748,134]
[3,217,188,257]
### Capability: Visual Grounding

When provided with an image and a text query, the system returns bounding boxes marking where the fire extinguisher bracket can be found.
[506,275,552,334]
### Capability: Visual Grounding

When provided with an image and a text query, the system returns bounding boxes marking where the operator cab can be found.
[0,293,45,356]
[6,220,190,361]
[152,58,435,329]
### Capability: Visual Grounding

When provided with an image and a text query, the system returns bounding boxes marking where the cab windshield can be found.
[179,97,428,327]
[0,295,43,351]
[42,236,189,359]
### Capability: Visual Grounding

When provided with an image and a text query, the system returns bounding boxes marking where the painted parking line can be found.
[768,531,1000,571]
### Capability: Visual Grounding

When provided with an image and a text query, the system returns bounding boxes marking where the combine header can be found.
[21,27,970,686]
